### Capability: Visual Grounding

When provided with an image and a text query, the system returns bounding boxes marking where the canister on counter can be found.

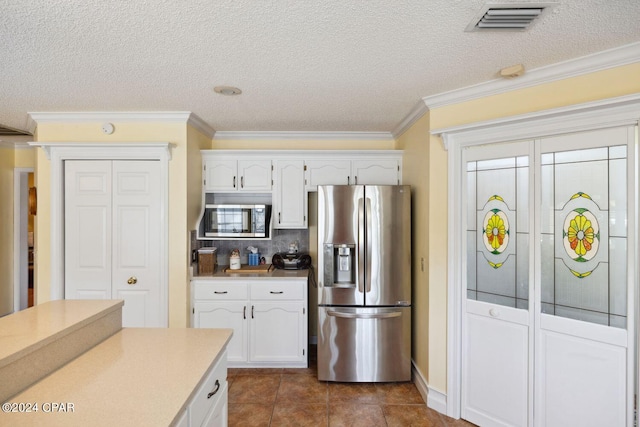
[197,248,217,275]
[248,252,260,266]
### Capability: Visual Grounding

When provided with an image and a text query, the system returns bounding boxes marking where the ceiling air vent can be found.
[466,2,555,32]
[0,124,31,136]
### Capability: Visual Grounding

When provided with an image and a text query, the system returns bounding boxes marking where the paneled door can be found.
[461,126,635,426]
[64,160,163,327]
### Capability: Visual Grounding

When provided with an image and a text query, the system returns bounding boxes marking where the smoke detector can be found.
[466,2,556,32]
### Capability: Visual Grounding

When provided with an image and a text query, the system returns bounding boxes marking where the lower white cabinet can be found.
[176,348,228,427]
[192,279,308,368]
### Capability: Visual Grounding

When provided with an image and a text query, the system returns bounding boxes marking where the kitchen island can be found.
[0,300,232,427]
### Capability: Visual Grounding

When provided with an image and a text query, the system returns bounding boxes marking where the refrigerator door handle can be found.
[365,197,372,294]
[326,310,402,319]
[358,197,365,294]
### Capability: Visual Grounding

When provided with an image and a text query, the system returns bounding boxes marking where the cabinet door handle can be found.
[278,212,281,224]
[241,176,244,188]
[251,305,254,319]
[270,291,284,294]
[207,380,220,399]
[243,305,246,319]
[354,176,358,185]
[214,291,228,294]
[233,176,236,188]
[347,176,350,185]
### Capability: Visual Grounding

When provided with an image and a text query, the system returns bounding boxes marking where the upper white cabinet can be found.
[274,160,307,229]
[203,158,272,192]
[304,155,401,191]
[199,150,402,230]
[304,160,351,188]
[351,159,399,185]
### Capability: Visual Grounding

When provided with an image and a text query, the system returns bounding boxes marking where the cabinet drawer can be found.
[250,282,304,300]
[189,349,227,427]
[193,282,248,300]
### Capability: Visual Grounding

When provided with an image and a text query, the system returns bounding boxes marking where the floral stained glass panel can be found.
[540,146,627,328]
[467,156,529,309]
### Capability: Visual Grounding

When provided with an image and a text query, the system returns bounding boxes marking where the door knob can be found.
[127,276,138,285]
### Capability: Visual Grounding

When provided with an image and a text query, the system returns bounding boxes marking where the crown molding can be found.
[28,142,173,160]
[187,113,216,138]
[213,131,394,141]
[392,100,430,139]
[26,111,216,138]
[423,41,640,110]
[432,93,640,151]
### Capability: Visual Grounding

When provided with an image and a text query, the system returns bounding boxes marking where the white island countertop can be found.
[1,327,232,426]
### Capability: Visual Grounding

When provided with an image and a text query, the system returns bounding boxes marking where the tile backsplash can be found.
[191,229,309,266]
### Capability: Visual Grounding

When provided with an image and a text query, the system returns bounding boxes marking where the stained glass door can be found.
[461,125,635,427]
[534,126,634,426]
[462,141,533,427]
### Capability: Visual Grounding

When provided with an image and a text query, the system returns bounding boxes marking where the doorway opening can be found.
[14,168,35,311]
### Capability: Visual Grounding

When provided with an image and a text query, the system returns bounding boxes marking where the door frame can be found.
[27,142,171,326]
[432,93,640,420]
[13,167,33,312]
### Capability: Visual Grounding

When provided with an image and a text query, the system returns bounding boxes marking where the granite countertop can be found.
[2,328,232,427]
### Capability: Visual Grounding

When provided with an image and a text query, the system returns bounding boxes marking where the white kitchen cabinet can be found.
[203,158,272,192]
[351,159,399,185]
[250,302,306,364]
[187,348,228,427]
[193,301,248,364]
[304,156,401,191]
[304,159,351,189]
[191,278,308,368]
[273,160,307,229]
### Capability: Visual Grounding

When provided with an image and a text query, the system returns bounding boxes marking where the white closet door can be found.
[462,141,533,427]
[64,161,112,299]
[111,161,162,327]
[535,127,634,427]
[65,160,163,327]
[460,126,635,427]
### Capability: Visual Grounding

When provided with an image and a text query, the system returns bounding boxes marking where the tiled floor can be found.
[227,347,475,426]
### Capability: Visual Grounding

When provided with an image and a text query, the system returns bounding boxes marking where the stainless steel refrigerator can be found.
[317,185,411,382]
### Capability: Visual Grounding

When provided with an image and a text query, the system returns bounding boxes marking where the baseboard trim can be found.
[411,360,448,415]
[427,386,448,415]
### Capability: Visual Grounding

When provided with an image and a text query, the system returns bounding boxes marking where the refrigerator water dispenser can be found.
[323,243,356,286]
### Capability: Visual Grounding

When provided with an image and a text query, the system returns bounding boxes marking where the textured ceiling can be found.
[2,0,640,138]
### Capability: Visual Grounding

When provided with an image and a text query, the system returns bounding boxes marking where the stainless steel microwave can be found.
[203,204,271,238]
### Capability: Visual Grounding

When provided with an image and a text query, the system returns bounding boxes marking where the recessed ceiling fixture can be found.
[466,2,556,32]
[213,86,242,96]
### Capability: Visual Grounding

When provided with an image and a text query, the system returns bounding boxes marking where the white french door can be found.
[461,126,636,426]
[65,160,163,327]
